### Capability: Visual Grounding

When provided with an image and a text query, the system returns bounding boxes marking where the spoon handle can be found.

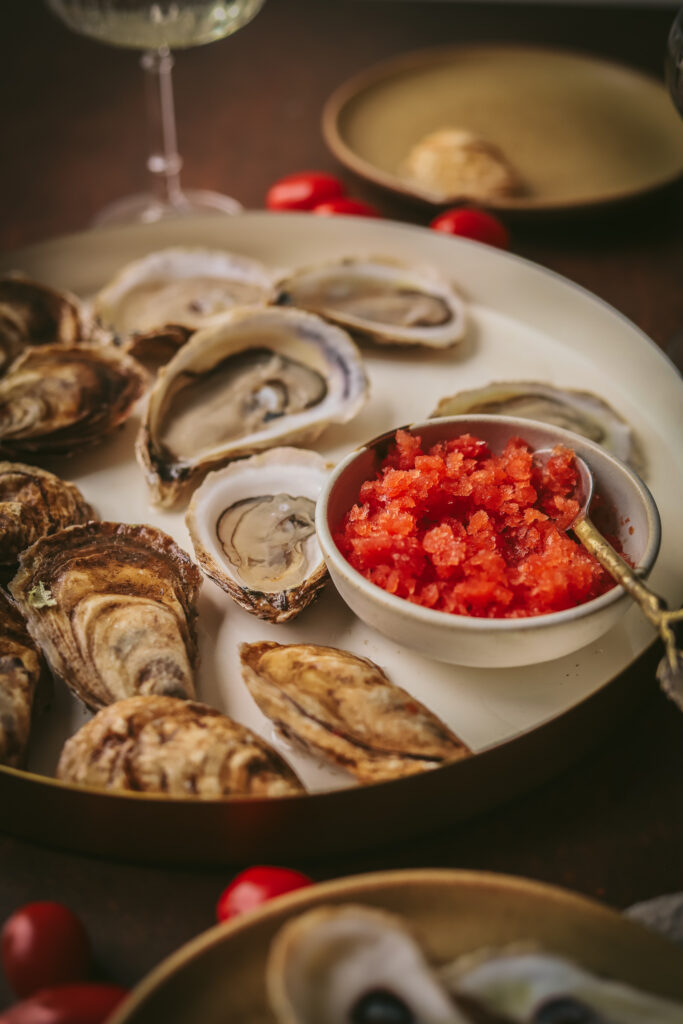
[574,517,683,710]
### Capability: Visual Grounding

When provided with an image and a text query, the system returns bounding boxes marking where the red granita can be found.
[334,430,617,618]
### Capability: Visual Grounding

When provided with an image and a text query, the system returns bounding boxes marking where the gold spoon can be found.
[534,448,683,709]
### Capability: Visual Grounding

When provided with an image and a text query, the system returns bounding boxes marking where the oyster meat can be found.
[93,247,276,364]
[0,589,46,768]
[401,128,526,203]
[57,694,305,797]
[239,642,470,784]
[0,344,147,458]
[186,447,329,622]
[9,522,201,711]
[274,257,466,348]
[267,905,466,1024]
[0,275,83,377]
[137,306,369,507]
[0,461,95,568]
[432,381,646,476]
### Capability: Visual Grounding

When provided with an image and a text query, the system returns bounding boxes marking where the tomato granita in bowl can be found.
[316,416,660,668]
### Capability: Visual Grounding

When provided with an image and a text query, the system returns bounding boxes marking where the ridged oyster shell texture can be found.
[9,522,202,711]
[0,588,46,768]
[137,305,369,506]
[57,695,304,798]
[0,275,83,376]
[185,447,329,622]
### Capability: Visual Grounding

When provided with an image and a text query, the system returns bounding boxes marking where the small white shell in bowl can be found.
[316,415,661,668]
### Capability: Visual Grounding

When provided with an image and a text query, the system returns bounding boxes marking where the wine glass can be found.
[45,0,266,225]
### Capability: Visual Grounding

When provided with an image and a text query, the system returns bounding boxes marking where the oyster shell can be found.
[274,257,466,348]
[9,522,201,711]
[0,275,83,377]
[57,694,305,797]
[442,948,683,1023]
[0,462,95,568]
[239,642,470,783]
[0,588,47,768]
[0,344,147,458]
[93,247,276,364]
[186,447,329,622]
[431,381,646,476]
[137,306,369,507]
[267,905,466,1024]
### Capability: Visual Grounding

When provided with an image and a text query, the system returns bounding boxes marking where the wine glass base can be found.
[91,189,242,227]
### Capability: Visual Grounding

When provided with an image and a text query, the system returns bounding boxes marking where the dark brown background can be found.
[1,0,683,1010]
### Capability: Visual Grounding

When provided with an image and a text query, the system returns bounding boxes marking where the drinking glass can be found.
[666,6,683,118]
[45,0,266,225]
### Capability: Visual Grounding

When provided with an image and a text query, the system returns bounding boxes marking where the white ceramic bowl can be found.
[315,415,661,668]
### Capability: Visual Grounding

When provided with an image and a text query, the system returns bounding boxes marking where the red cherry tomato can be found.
[216,866,313,922]
[312,198,382,218]
[0,983,128,1024]
[2,903,90,999]
[266,172,346,211]
[429,207,509,249]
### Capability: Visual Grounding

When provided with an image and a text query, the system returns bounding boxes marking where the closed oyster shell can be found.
[186,447,329,622]
[274,257,466,348]
[9,522,201,711]
[0,462,95,567]
[267,905,466,1024]
[239,642,470,784]
[93,247,276,365]
[137,306,369,507]
[0,344,147,458]
[0,588,47,768]
[0,276,83,377]
[57,694,305,797]
[431,381,646,476]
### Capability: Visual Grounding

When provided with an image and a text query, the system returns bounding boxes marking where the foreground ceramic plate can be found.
[109,869,683,1023]
[0,213,681,864]
[323,45,683,211]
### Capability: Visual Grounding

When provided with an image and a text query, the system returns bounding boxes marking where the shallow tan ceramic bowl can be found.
[316,415,661,668]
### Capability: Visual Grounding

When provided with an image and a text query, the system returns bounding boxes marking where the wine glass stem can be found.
[141,46,186,209]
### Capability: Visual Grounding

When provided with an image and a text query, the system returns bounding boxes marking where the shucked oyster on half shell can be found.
[186,448,330,622]
[0,344,147,459]
[0,588,47,768]
[137,306,369,507]
[57,694,305,798]
[274,257,467,348]
[92,247,277,365]
[9,522,202,711]
[0,461,95,568]
[431,381,646,477]
[0,275,84,377]
[240,642,470,784]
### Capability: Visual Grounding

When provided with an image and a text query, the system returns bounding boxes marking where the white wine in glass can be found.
[46,0,266,225]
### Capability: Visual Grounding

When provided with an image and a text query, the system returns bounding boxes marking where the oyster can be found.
[0,589,47,768]
[0,344,147,459]
[0,461,95,568]
[267,905,466,1024]
[239,642,470,784]
[137,306,369,507]
[57,694,305,797]
[274,257,466,348]
[93,247,276,364]
[9,522,201,711]
[186,447,329,622]
[431,381,646,476]
[0,275,83,377]
[442,948,683,1023]
[401,128,526,203]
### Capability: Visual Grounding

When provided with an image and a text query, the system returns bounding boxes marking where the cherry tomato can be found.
[2,903,90,999]
[429,207,509,249]
[266,172,346,211]
[0,983,128,1024]
[216,866,313,922]
[312,198,382,218]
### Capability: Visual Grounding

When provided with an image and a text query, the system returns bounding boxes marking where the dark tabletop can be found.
[1,0,683,1009]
